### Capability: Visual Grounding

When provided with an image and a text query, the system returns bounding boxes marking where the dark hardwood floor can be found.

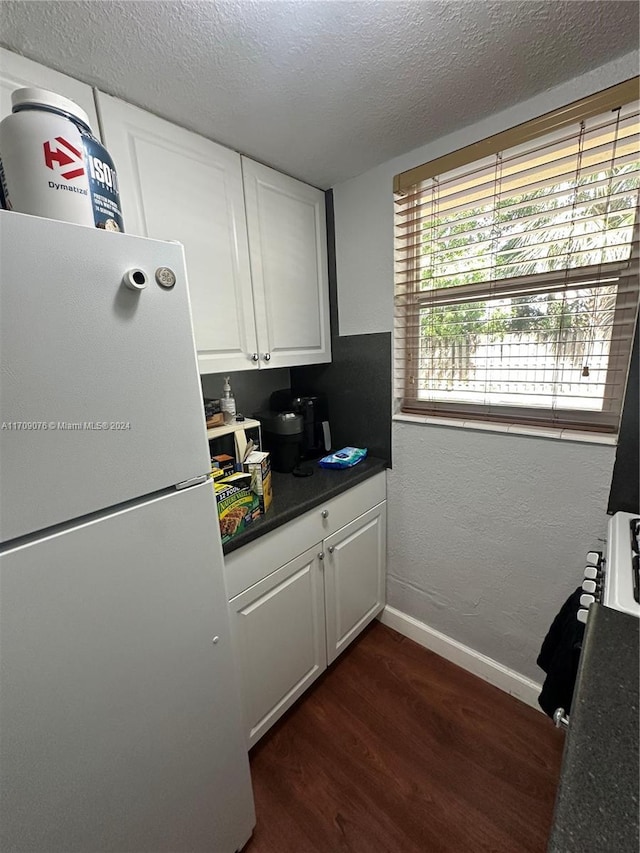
[245,621,564,853]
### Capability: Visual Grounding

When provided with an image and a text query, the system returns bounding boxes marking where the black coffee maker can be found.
[270,390,331,461]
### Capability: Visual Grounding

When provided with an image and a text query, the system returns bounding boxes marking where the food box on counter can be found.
[214,473,261,545]
[242,450,272,514]
[204,398,221,419]
[204,398,224,428]
[211,453,235,478]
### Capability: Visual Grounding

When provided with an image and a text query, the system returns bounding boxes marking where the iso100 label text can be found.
[1,421,132,431]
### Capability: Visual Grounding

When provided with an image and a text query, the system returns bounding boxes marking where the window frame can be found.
[394,80,640,435]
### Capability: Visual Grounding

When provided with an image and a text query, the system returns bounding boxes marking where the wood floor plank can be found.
[246,622,564,853]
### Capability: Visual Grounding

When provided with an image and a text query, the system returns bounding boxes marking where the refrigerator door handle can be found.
[176,475,209,490]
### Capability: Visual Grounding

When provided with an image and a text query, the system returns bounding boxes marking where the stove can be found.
[578,511,640,623]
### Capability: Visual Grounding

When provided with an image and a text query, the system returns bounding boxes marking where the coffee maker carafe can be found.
[269,390,331,460]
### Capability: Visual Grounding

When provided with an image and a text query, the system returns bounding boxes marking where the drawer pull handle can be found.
[321,510,329,519]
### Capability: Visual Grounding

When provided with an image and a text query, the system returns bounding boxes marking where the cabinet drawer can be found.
[224,471,386,599]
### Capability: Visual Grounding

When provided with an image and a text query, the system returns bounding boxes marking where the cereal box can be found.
[211,453,235,478]
[243,450,272,514]
[214,474,260,545]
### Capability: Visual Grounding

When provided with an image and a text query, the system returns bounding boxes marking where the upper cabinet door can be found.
[96,93,259,374]
[0,47,100,134]
[241,158,331,369]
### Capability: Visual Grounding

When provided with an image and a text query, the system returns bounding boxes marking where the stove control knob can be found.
[580,593,596,608]
[553,708,569,730]
[586,551,601,567]
[584,566,599,580]
[582,579,597,594]
[577,608,589,624]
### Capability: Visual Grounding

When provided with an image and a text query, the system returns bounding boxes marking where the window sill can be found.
[392,413,618,445]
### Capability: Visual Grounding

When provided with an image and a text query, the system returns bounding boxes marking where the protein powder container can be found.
[0,87,124,231]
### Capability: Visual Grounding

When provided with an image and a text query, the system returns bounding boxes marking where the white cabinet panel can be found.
[94,96,331,373]
[96,93,258,373]
[242,157,331,368]
[0,47,100,133]
[226,474,387,746]
[324,502,387,665]
[230,547,326,747]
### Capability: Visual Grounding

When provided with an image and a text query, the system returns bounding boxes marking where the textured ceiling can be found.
[1,1,638,188]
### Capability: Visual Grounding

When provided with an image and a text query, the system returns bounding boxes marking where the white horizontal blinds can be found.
[394,96,640,432]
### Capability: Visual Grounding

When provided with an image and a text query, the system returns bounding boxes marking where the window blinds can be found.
[394,84,640,432]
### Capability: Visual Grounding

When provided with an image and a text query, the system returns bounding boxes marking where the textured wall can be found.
[387,423,614,681]
[334,50,639,336]
[331,54,638,682]
[291,191,392,463]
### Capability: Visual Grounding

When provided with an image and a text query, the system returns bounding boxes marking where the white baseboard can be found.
[378,605,543,711]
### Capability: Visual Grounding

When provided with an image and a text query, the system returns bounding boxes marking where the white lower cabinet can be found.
[229,547,326,748]
[226,472,386,748]
[324,502,387,666]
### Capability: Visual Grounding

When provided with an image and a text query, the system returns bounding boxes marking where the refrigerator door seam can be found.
[176,475,210,490]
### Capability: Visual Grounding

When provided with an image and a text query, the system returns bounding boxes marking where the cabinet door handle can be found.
[328,546,335,554]
[262,352,271,362]
[250,353,259,362]
[317,552,324,561]
[321,510,329,519]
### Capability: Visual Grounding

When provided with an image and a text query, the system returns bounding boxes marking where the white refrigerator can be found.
[0,211,256,852]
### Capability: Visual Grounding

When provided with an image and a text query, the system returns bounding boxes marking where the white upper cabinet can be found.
[242,157,331,369]
[0,48,100,134]
[96,94,331,374]
[0,54,332,372]
[96,93,258,374]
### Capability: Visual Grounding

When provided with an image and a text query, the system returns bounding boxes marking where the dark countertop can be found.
[222,456,388,555]
[548,604,639,853]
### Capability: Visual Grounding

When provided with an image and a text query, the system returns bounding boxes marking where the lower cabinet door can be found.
[324,501,387,665]
[229,547,327,747]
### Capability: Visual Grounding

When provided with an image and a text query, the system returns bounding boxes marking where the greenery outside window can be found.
[394,80,640,433]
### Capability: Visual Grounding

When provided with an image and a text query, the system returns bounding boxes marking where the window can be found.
[394,80,640,433]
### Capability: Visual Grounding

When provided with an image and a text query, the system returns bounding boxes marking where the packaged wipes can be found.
[318,447,367,469]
